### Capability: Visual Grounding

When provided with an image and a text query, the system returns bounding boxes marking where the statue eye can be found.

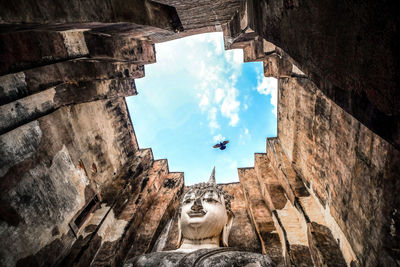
[183,198,192,204]
[204,198,217,203]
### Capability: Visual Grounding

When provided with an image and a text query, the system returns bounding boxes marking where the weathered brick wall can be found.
[246,0,400,150]
[0,3,186,265]
[278,76,400,266]
[0,98,150,266]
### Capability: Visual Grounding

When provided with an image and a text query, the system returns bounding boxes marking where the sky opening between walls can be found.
[127,32,277,185]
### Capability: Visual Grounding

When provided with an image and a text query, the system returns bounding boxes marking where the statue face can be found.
[180,188,228,240]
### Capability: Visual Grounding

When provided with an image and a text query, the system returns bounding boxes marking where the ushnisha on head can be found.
[177,167,234,251]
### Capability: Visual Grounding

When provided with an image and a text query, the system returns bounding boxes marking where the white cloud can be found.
[146,32,246,132]
[208,107,217,120]
[171,32,243,131]
[224,51,232,62]
[256,77,278,116]
[239,127,251,144]
[225,49,243,64]
[232,49,243,64]
[230,73,238,84]
[220,87,240,126]
[214,88,225,103]
[208,107,220,131]
[229,113,239,126]
[199,93,210,110]
[210,35,223,55]
[209,120,220,131]
[213,134,226,143]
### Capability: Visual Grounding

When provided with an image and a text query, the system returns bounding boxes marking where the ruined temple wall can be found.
[0,16,183,267]
[153,0,241,31]
[222,183,264,253]
[222,3,399,264]
[0,98,146,266]
[246,0,400,150]
[0,2,242,265]
[0,72,185,266]
[277,76,400,266]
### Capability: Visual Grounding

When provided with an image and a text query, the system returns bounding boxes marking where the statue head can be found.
[177,167,234,249]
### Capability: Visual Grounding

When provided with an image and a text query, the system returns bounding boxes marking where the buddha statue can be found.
[125,168,275,267]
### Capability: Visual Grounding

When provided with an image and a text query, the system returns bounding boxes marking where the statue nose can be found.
[191,198,203,211]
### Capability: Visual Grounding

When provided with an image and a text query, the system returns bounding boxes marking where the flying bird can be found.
[213,140,229,150]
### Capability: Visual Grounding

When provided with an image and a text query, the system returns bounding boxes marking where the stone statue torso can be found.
[125,248,275,267]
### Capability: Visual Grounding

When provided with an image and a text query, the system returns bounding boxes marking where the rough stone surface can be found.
[84,32,156,63]
[238,168,284,266]
[154,212,181,252]
[0,30,88,75]
[0,59,144,105]
[126,248,275,267]
[247,152,316,267]
[222,183,263,253]
[278,76,400,265]
[0,0,183,32]
[0,79,137,134]
[88,163,184,266]
[125,168,184,259]
[0,98,141,266]
[266,138,310,204]
[154,0,242,31]
[254,153,287,212]
[246,0,400,149]
[307,222,347,267]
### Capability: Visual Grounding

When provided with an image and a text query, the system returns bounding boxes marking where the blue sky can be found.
[126,32,277,185]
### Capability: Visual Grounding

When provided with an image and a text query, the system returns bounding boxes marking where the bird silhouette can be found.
[213,140,229,150]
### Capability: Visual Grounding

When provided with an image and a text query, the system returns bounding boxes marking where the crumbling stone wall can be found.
[245,0,400,150]
[0,98,151,266]
[221,3,400,265]
[278,76,400,266]
[0,2,188,266]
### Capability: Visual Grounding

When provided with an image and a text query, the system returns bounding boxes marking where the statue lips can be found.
[187,210,206,217]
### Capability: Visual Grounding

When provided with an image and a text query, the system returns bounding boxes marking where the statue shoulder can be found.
[193,248,275,267]
[124,251,186,267]
[125,248,275,267]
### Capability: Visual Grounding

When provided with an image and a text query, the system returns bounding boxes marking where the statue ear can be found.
[177,215,183,248]
[222,213,234,247]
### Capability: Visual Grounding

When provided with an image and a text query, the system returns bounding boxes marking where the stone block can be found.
[247,0,400,149]
[307,222,347,267]
[255,152,313,266]
[263,54,292,78]
[0,78,136,134]
[266,138,310,203]
[277,75,400,265]
[254,153,287,211]
[0,59,144,104]
[124,171,183,259]
[222,183,262,253]
[0,30,88,75]
[91,169,183,266]
[0,0,183,32]
[243,37,265,62]
[84,32,156,63]
[0,98,139,266]
[238,168,284,266]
